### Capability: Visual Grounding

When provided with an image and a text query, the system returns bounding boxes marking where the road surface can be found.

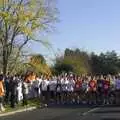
[1,105,120,120]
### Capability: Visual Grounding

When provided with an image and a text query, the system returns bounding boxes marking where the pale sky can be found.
[30,0,120,62]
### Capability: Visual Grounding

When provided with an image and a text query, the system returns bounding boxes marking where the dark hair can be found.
[0,74,3,81]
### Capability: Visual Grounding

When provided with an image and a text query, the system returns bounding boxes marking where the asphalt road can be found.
[1,105,120,120]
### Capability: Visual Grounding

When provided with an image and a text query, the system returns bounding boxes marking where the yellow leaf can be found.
[0,11,9,18]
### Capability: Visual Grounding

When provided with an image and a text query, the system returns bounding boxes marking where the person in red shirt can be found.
[103,77,110,104]
[88,76,97,104]
[74,76,83,104]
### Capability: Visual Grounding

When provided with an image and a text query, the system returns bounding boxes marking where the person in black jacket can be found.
[4,75,10,104]
[9,76,18,108]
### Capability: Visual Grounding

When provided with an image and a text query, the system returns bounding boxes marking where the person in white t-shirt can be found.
[67,75,75,104]
[61,76,69,104]
[40,76,49,107]
[16,78,23,102]
[33,76,42,98]
[56,76,62,104]
[49,77,57,102]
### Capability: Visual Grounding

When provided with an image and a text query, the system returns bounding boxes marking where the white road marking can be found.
[82,107,100,116]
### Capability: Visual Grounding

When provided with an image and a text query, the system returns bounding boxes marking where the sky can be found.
[31,0,120,61]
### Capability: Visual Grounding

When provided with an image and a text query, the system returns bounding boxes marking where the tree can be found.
[54,48,91,75]
[0,0,58,75]
[90,51,120,75]
[28,54,51,75]
[53,55,74,74]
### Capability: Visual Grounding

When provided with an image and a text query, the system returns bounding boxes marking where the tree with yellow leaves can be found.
[0,0,58,75]
[28,54,51,76]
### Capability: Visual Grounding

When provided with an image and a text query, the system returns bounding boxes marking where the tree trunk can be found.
[3,45,8,76]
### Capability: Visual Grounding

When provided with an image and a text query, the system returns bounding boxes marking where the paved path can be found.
[1,105,120,120]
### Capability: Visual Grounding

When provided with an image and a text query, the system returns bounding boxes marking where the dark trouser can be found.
[75,90,83,103]
[50,91,55,101]
[67,91,73,103]
[16,90,18,104]
[0,96,3,104]
[97,89,104,104]
[34,88,39,98]
[88,90,97,104]
[23,94,28,106]
[41,91,48,104]
[10,94,16,108]
[104,90,109,104]
[5,89,9,104]
[56,92,61,103]
[109,90,116,104]
[62,91,68,103]
[115,90,120,105]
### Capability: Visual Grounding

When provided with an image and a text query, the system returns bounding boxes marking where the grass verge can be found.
[0,98,40,114]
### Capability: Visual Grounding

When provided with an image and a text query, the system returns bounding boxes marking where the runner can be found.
[0,74,5,112]
[67,74,75,104]
[56,76,62,104]
[40,75,49,107]
[115,75,120,105]
[82,77,89,104]
[74,76,83,104]
[61,75,68,104]
[97,75,104,104]
[103,77,110,104]
[49,76,57,103]
[88,76,97,104]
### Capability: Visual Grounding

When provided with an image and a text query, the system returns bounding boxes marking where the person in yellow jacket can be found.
[0,74,5,112]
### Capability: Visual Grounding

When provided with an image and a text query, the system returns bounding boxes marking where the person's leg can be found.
[50,91,53,102]
[44,91,48,106]
[37,88,39,98]
[5,89,9,104]
[70,91,74,104]
[53,91,56,102]
[40,91,44,106]
[117,90,120,105]
[11,94,15,108]
[41,91,45,104]
[0,96,5,112]
[96,90,99,104]
[61,92,64,104]
[16,90,19,105]
[76,91,79,104]
[56,92,58,104]
[22,94,25,106]
[23,94,28,106]
[59,92,62,104]
[93,91,97,104]
[87,91,91,104]
[65,91,68,104]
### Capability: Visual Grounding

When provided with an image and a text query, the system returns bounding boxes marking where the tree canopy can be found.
[53,49,120,75]
[0,0,58,75]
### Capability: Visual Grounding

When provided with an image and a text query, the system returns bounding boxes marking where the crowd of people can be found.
[0,72,120,112]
